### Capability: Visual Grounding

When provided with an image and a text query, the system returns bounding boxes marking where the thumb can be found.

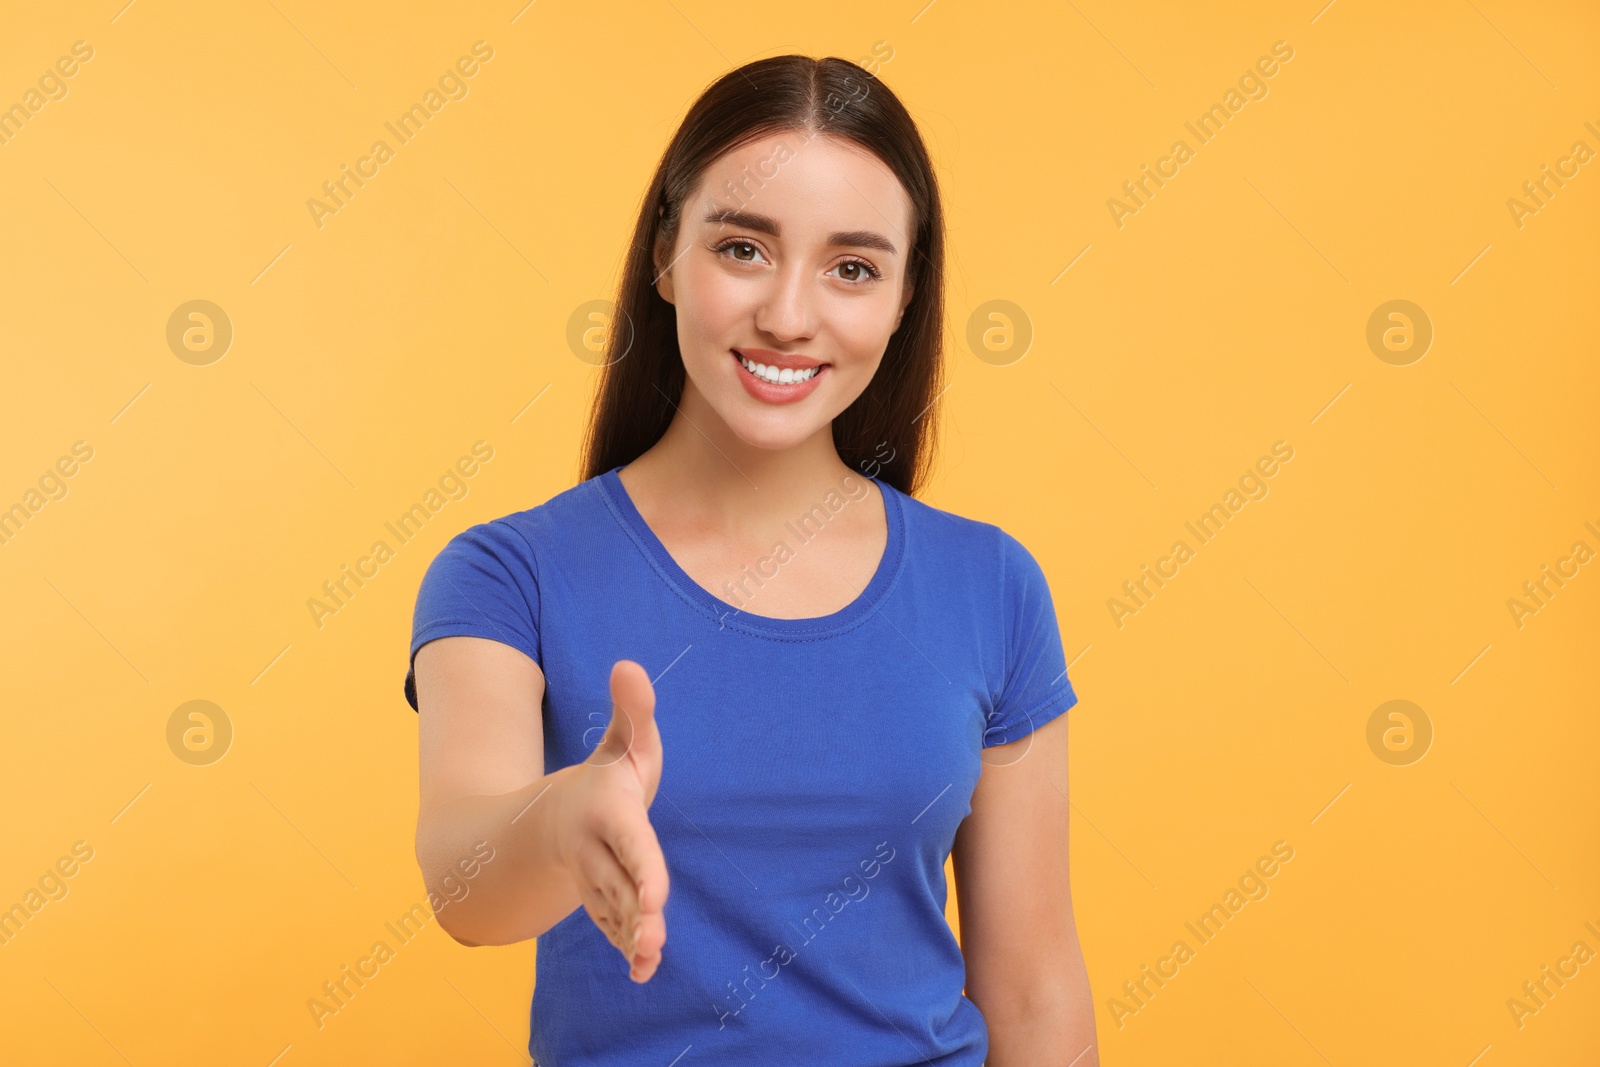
[590,659,658,772]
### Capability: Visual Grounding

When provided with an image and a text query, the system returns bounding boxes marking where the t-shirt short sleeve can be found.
[403,519,541,712]
[984,529,1078,747]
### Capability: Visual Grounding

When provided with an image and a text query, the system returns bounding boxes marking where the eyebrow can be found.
[702,208,898,255]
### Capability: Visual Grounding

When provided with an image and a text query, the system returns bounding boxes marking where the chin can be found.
[721,412,824,452]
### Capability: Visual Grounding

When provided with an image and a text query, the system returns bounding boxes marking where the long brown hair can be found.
[578,54,945,497]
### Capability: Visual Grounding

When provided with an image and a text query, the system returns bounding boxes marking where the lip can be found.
[734,347,827,370]
[731,349,828,405]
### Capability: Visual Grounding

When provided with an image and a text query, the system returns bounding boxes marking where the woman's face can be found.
[653,132,916,452]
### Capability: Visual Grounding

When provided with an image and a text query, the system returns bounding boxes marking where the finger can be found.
[580,885,632,959]
[632,907,666,979]
[591,660,657,769]
[605,815,670,971]
[585,901,623,951]
[587,835,640,930]
[572,834,640,953]
[579,884,620,947]
[605,813,667,913]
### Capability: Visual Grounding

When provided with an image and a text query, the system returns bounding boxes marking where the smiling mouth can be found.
[732,351,829,385]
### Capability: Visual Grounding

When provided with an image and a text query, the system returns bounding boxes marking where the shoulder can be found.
[430,473,611,571]
[887,484,1037,572]
[886,486,1060,628]
[453,473,610,542]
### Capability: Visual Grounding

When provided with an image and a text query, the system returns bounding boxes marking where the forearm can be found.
[980,943,1098,1067]
[415,762,585,946]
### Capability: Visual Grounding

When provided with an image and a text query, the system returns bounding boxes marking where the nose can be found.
[752,264,817,343]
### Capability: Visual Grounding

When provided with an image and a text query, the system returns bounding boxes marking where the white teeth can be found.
[739,355,820,384]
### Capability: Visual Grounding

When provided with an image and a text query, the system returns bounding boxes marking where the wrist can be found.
[538,762,587,880]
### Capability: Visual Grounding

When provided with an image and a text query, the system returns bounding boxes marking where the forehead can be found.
[689,132,913,249]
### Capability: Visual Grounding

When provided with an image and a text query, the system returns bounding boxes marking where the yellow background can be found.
[2,0,1596,1063]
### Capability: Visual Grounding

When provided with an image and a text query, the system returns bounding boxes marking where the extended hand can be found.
[552,659,669,982]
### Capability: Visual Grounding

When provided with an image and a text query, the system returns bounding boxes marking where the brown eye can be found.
[831,258,881,284]
[713,239,766,265]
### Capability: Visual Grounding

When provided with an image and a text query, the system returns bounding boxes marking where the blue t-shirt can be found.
[404,464,1078,1066]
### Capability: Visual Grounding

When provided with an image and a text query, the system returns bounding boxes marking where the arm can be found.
[413,637,671,983]
[413,635,585,946]
[952,711,1098,1066]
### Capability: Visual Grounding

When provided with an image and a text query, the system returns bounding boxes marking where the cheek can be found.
[829,300,897,363]
[676,266,748,345]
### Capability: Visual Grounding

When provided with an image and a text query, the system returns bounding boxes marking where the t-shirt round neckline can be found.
[598,463,906,640]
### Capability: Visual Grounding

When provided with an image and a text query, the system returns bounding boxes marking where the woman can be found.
[407,54,1096,1066]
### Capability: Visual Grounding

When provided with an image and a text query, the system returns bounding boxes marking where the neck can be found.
[618,378,875,536]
